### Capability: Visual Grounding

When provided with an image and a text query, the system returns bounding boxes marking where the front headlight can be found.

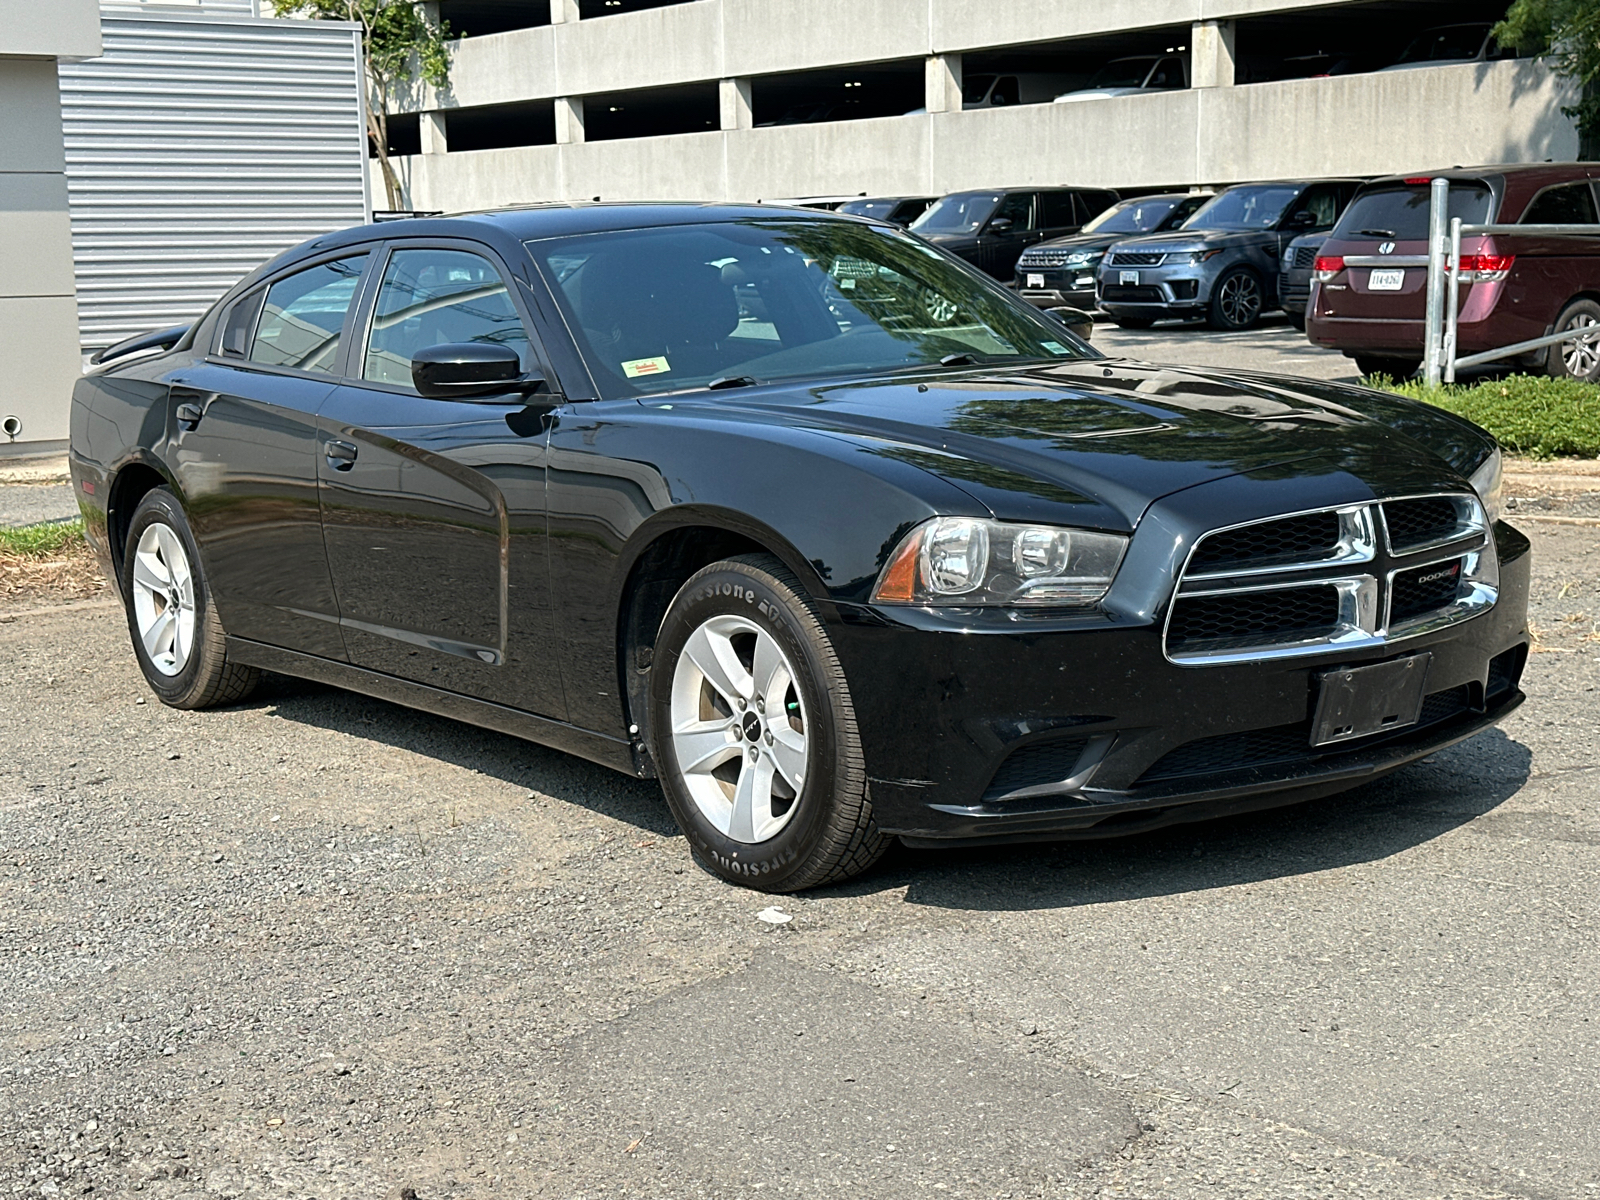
[1188,249,1224,264]
[1469,445,1504,526]
[1063,251,1099,266]
[872,517,1128,607]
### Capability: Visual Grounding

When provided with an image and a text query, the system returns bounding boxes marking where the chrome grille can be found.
[1109,251,1166,266]
[1018,249,1071,268]
[1166,494,1495,665]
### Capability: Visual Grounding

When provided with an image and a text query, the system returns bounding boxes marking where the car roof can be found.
[1360,163,1600,187]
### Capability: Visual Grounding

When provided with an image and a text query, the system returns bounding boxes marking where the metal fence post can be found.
[1443,216,1462,384]
[1422,176,1448,387]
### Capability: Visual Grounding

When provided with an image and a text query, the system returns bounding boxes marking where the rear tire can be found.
[1544,298,1600,382]
[1207,267,1264,331]
[1353,355,1421,379]
[1112,316,1155,330]
[648,554,887,892]
[121,488,259,710]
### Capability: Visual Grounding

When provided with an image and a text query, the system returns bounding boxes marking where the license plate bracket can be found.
[1119,270,1140,285]
[1368,268,1405,291]
[1310,653,1432,747]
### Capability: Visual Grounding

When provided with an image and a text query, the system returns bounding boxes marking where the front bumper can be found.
[1096,263,1213,317]
[830,522,1531,843]
[1012,267,1100,310]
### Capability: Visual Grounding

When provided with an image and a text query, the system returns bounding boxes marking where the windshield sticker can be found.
[622,356,671,378]
[1042,340,1072,355]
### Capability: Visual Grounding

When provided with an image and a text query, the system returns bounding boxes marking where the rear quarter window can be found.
[1333,183,1494,241]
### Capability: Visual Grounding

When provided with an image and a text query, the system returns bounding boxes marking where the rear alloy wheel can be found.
[1207,268,1264,331]
[1353,356,1421,380]
[650,554,887,891]
[1546,299,1600,382]
[122,488,259,709]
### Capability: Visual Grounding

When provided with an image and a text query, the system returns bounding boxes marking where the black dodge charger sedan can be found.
[69,203,1529,892]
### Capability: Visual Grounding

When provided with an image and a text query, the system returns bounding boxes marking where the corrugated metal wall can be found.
[58,11,368,353]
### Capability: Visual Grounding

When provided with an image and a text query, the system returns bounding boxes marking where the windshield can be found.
[1084,197,1182,234]
[838,198,895,219]
[1395,24,1489,63]
[528,219,1095,398]
[911,192,1001,234]
[960,74,996,104]
[1183,185,1301,230]
[1331,182,1494,241]
[1088,58,1156,89]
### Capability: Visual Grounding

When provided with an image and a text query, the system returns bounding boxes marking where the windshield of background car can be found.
[528,219,1095,398]
[1089,58,1156,88]
[961,74,996,103]
[1332,183,1494,240]
[911,193,1001,234]
[1084,197,1181,234]
[837,199,895,219]
[1182,185,1302,230]
[1395,24,1489,63]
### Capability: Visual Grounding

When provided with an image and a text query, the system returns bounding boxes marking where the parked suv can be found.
[911,186,1120,280]
[1013,192,1211,309]
[1279,231,1330,330]
[1308,164,1600,379]
[1097,179,1361,330]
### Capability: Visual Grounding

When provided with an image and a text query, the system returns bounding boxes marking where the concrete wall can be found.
[396,60,1580,211]
[0,1,101,451]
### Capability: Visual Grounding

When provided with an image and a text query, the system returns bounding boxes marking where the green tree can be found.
[270,0,452,212]
[1494,0,1600,158]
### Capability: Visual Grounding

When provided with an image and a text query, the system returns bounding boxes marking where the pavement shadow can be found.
[243,671,678,838]
[854,728,1533,912]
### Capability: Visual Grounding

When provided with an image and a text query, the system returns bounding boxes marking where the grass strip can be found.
[1365,374,1600,459]
[0,518,87,559]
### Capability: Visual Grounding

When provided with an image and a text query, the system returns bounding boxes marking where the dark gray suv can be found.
[1097,179,1361,330]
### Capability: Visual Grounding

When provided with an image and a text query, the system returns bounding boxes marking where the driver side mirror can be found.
[985,216,1014,235]
[1285,209,1317,229]
[411,342,547,400]
[1045,306,1094,342]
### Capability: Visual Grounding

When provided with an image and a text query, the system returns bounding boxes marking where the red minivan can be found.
[1307,164,1600,379]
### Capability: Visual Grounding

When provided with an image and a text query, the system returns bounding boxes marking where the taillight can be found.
[1455,253,1514,282]
[1312,254,1344,282]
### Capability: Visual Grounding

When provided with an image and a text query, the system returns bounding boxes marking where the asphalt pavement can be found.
[1,519,1596,1199]
[1093,315,1364,382]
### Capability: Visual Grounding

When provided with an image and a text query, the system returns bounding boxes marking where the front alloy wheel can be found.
[670,613,809,844]
[1208,268,1264,331]
[650,554,887,891]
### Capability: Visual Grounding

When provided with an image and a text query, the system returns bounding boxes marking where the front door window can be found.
[363,248,530,387]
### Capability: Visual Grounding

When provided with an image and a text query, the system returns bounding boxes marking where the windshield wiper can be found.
[938,352,980,367]
[1356,228,1397,238]
[707,374,759,390]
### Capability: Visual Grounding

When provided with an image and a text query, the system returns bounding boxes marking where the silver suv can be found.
[1096,180,1360,330]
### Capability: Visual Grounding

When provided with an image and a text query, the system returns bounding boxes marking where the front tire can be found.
[1544,298,1600,381]
[1112,316,1155,330]
[121,488,259,710]
[1207,267,1264,331]
[649,554,887,892]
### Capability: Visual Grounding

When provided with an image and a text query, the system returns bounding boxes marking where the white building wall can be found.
[0,0,100,450]
[395,61,1579,212]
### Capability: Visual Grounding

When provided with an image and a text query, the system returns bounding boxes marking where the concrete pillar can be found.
[1191,19,1235,88]
[719,78,753,131]
[420,110,448,155]
[555,95,586,144]
[550,0,580,22]
[925,53,962,113]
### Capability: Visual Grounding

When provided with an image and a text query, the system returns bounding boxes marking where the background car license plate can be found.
[1368,268,1405,291]
[1310,653,1432,747]
[1120,270,1139,285]
[1027,273,1045,289]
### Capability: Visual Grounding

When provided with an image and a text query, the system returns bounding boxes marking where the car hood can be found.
[1024,232,1120,255]
[916,231,980,249]
[1109,228,1274,255]
[667,360,1489,530]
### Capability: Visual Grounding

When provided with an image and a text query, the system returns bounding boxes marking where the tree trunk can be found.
[368,106,403,211]
[1581,79,1600,161]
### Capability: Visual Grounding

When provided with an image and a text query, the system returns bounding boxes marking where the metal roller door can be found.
[59,10,369,355]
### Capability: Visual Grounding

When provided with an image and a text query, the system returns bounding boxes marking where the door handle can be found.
[175,403,203,430]
[324,440,358,471]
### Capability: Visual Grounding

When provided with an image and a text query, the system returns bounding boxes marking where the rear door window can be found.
[1333,183,1494,241]
[250,254,370,373]
[1521,181,1599,225]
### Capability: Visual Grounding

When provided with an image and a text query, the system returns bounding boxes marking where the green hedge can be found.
[1367,374,1600,459]
[0,518,86,558]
